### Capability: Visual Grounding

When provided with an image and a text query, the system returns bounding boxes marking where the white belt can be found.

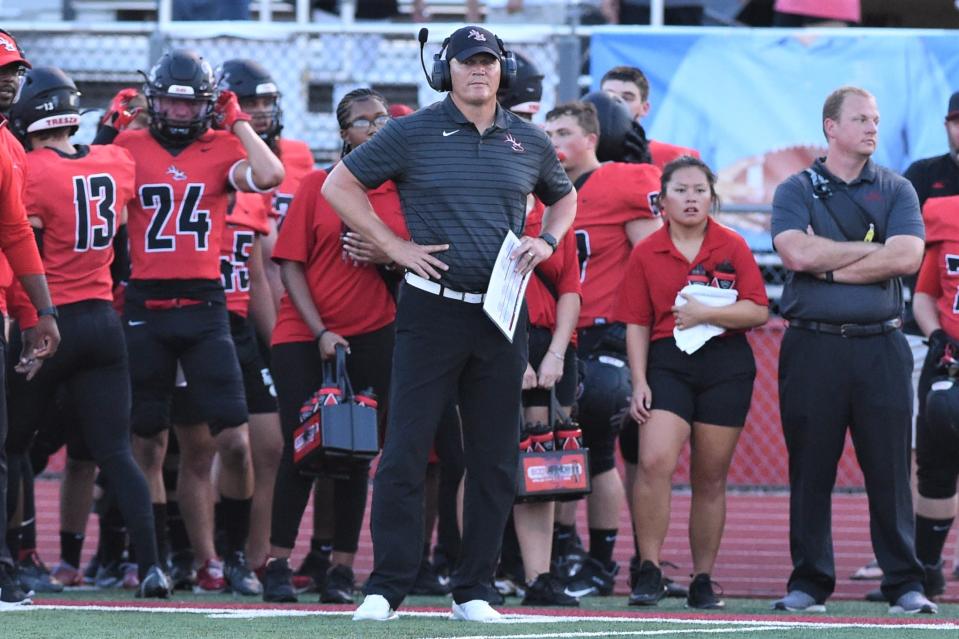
[404,272,486,304]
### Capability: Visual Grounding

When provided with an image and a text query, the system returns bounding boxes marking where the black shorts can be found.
[125,295,248,437]
[647,333,756,427]
[171,312,277,427]
[523,326,578,407]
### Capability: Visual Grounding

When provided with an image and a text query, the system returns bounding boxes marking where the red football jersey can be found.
[648,139,700,170]
[574,162,661,328]
[268,138,315,228]
[25,145,136,305]
[614,220,768,342]
[916,196,959,341]
[271,170,397,345]
[222,192,272,317]
[115,128,245,281]
[524,199,581,334]
[0,120,42,277]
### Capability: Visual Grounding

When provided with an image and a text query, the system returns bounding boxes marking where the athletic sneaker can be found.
[50,561,83,587]
[121,562,140,589]
[410,558,450,595]
[451,599,501,622]
[321,564,356,604]
[521,573,579,606]
[686,573,724,609]
[923,560,946,599]
[493,573,526,598]
[82,554,99,585]
[95,560,125,589]
[628,560,666,606]
[225,552,263,596]
[772,590,826,612]
[136,564,172,599]
[353,594,397,621]
[169,550,196,591]
[261,558,297,603]
[563,556,618,598]
[889,590,938,614]
[295,550,330,593]
[0,562,31,605]
[850,558,882,580]
[18,552,64,593]
[194,558,227,593]
[629,556,687,598]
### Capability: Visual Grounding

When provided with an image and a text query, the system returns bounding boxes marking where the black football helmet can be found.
[497,52,542,115]
[143,49,216,145]
[215,58,282,145]
[582,90,651,164]
[9,66,81,144]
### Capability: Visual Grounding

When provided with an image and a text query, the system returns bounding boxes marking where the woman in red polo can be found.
[264,89,406,604]
[614,156,768,609]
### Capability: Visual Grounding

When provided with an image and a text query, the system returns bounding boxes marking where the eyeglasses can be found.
[347,115,390,131]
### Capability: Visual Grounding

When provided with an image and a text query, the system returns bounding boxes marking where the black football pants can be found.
[364,285,527,609]
[778,327,924,603]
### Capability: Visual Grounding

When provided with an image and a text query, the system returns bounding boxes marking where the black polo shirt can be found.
[904,152,959,207]
[343,95,573,292]
[771,158,924,323]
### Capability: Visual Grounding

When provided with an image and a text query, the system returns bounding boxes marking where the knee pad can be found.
[925,377,959,442]
[917,464,959,500]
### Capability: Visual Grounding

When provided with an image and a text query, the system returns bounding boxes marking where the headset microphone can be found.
[417,28,436,91]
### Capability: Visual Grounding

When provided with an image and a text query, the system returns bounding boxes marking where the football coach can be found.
[323,25,576,622]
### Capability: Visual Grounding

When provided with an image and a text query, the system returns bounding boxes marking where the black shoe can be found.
[0,562,31,605]
[864,588,885,602]
[522,573,579,606]
[295,551,330,594]
[169,550,196,591]
[410,558,450,595]
[320,564,355,604]
[629,556,687,598]
[629,560,666,606]
[18,551,64,594]
[262,558,298,603]
[563,556,618,598]
[686,573,724,609]
[225,551,263,596]
[924,560,946,599]
[487,579,506,605]
[136,564,172,599]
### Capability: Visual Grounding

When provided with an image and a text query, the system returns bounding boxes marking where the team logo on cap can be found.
[0,36,17,53]
[505,133,524,153]
[468,29,487,42]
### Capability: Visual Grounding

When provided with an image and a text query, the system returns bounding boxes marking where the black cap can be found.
[948,91,959,122]
[446,26,501,62]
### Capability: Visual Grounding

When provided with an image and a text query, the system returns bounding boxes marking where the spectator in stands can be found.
[771,85,933,614]
[773,0,860,26]
[603,0,704,25]
[600,66,700,169]
[313,0,399,20]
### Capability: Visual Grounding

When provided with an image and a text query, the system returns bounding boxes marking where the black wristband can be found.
[316,328,329,343]
[539,232,558,253]
[37,306,58,319]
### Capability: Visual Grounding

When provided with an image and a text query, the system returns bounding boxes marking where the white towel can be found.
[673,285,739,354]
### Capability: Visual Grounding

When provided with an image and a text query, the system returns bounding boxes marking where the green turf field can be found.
[2,591,957,639]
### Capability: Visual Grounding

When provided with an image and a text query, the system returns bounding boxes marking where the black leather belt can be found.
[788,318,902,338]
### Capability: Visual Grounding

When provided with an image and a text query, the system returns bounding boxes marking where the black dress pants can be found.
[365,285,527,609]
[778,327,924,603]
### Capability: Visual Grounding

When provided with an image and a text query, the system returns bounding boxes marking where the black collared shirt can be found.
[771,158,924,323]
[343,95,573,292]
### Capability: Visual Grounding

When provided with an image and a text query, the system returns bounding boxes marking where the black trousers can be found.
[365,285,527,608]
[269,323,394,552]
[778,327,923,603]
[6,300,158,572]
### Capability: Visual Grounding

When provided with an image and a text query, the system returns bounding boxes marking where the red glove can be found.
[213,90,252,132]
[101,88,143,131]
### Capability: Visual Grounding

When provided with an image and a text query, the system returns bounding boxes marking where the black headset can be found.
[419,28,517,93]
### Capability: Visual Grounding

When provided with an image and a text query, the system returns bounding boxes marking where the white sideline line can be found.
[20,604,959,632]
[417,627,793,639]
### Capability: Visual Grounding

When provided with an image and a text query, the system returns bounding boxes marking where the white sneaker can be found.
[352,594,398,621]
[451,599,502,622]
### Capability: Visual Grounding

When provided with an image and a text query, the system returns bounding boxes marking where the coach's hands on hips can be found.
[318,330,350,360]
[629,380,652,424]
[510,236,552,276]
[342,231,392,265]
[385,237,449,280]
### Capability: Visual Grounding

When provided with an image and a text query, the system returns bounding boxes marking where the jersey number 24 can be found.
[140,183,211,252]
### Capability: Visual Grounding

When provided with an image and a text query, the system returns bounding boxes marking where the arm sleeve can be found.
[92,125,120,146]
[341,119,409,189]
[0,154,43,276]
[273,171,323,264]
[613,245,653,326]
[915,244,942,298]
[770,176,812,242]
